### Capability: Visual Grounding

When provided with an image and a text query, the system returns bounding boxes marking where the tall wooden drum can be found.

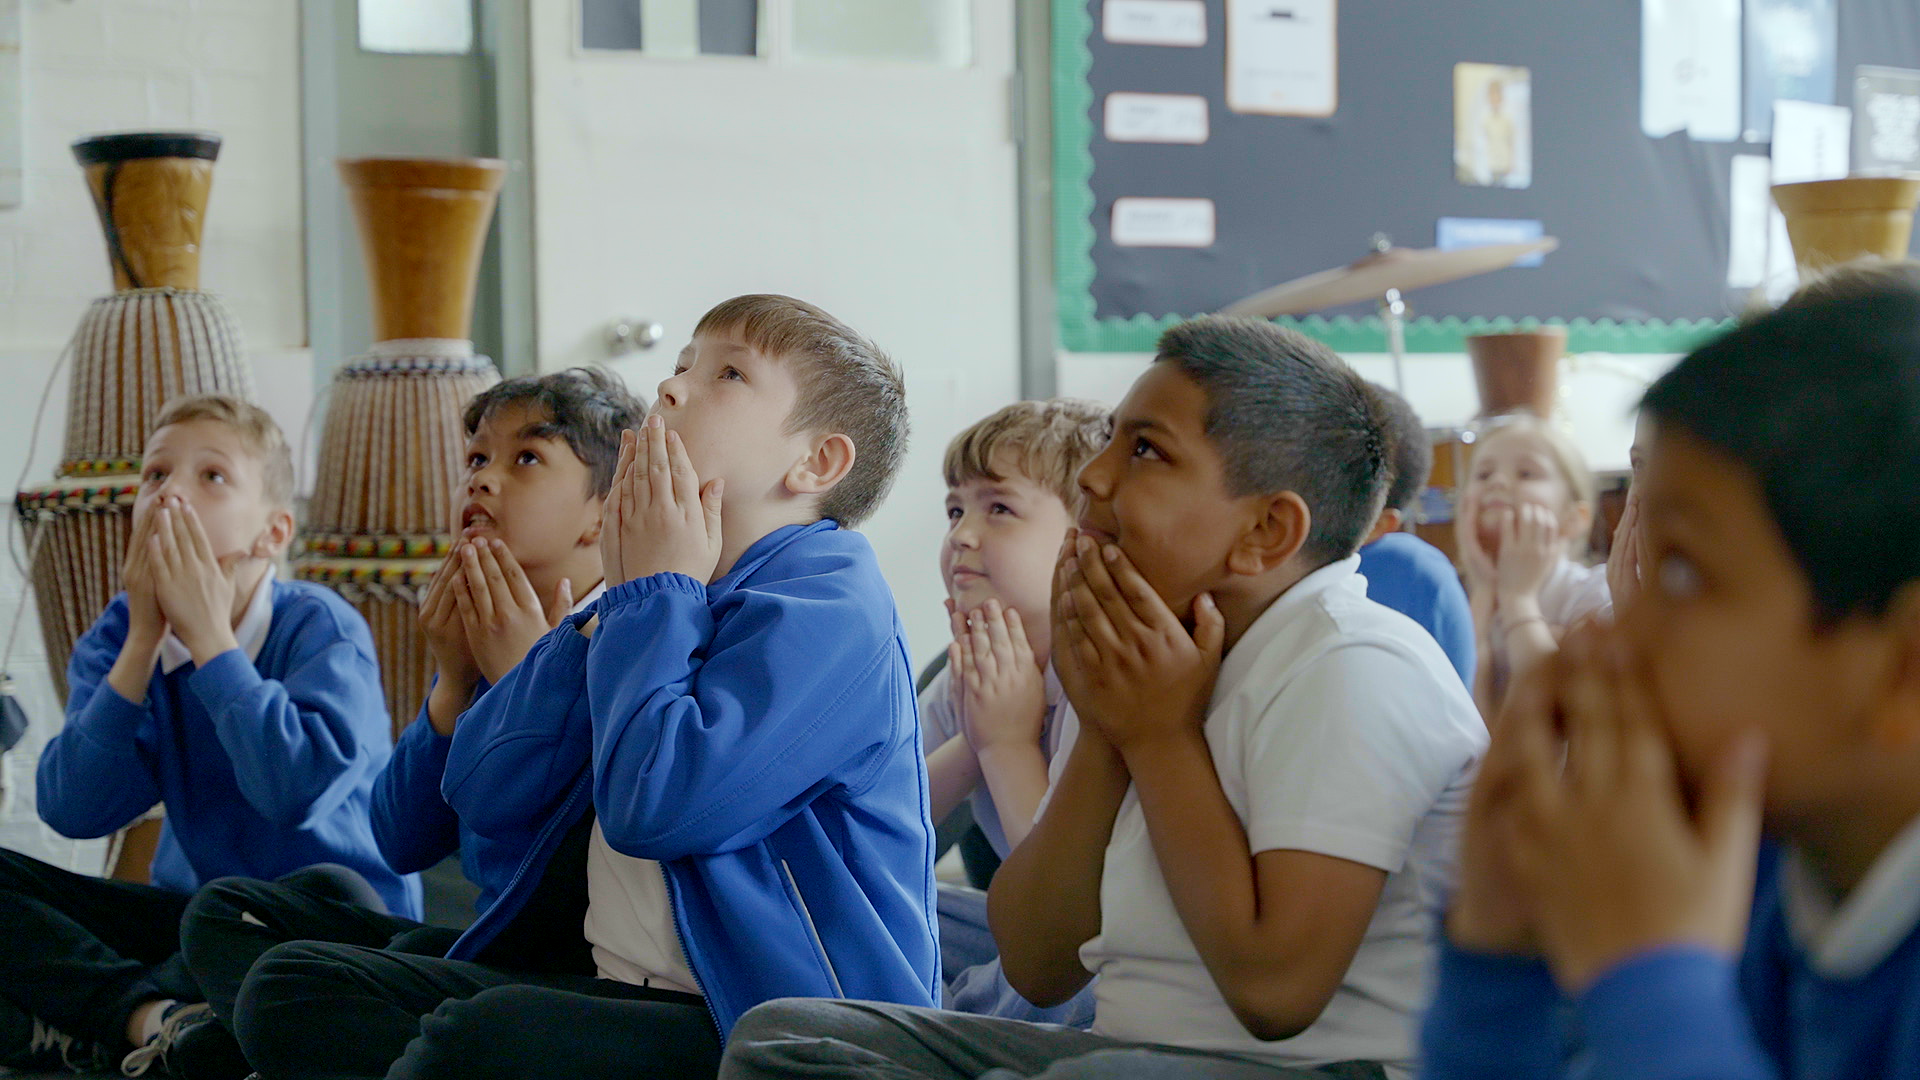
[15,132,252,699]
[294,158,505,735]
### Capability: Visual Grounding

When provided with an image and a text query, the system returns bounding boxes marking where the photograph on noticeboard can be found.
[1455,63,1532,190]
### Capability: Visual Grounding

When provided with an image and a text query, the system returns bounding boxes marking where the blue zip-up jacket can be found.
[37,582,419,918]
[440,520,939,1035]
[371,689,515,914]
[1420,844,1920,1079]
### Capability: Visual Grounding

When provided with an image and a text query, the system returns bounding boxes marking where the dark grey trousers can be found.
[717,998,1390,1080]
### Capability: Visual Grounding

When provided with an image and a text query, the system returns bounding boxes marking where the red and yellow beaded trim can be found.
[59,457,142,477]
[291,559,442,589]
[299,533,454,559]
[15,482,139,517]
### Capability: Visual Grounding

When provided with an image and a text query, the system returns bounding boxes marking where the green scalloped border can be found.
[1049,0,1734,355]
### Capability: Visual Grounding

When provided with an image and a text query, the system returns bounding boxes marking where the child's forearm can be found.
[106,629,165,705]
[974,741,1050,851]
[1123,728,1383,1041]
[426,672,478,736]
[989,727,1128,1006]
[1499,594,1559,690]
[925,734,983,825]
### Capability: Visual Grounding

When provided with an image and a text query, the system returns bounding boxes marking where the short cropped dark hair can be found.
[463,367,647,496]
[1642,276,1920,623]
[1368,383,1432,515]
[694,294,908,527]
[1155,317,1389,564]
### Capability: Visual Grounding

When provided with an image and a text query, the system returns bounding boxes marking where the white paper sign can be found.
[1226,0,1337,117]
[1641,0,1741,141]
[1727,154,1772,287]
[1772,99,1853,183]
[1111,197,1216,247]
[1763,100,1851,299]
[1102,0,1206,47]
[1104,93,1210,144]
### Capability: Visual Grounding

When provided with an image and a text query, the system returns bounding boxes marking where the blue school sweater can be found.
[1358,532,1475,685]
[36,582,419,918]
[439,519,939,1036]
[1420,846,1920,1080]
[371,687,520,917]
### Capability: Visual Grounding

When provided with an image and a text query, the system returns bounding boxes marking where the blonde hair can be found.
[942,399,1111,513]
[151,394,295,509]
[1469,408,1597,515]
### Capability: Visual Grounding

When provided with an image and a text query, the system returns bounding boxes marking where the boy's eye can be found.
[467,453,487,470]
[719,366,743,381]
[1132,437,1164,461]
[671,365,688,377]
[1655,552,1704,600]
[516,450,541,466]
[945,505,963,522]
[204,470,226,484]
[142,468,166,485]
[990,502,1015,516]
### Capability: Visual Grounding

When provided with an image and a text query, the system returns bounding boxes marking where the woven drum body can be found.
[295,157,505,734]
[16,133,250,699]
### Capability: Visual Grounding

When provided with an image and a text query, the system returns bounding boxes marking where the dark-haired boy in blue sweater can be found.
[1424,273,1920,1079]
[0,395,398,1073]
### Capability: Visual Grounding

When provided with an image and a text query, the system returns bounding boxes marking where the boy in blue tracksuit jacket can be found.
[1422,274,1920,1079]
[0,396,399,1074]
[166,369,644,1079]
[235,295,935,1080]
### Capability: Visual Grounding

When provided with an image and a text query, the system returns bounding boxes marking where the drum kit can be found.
[1219,233,1564,560]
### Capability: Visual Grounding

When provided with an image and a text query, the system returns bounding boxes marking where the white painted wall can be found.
[530,0,1023,671]
[1058,349,1680,474]
[0,0,311,867]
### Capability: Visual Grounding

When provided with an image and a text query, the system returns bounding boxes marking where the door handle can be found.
[606,318,665,356]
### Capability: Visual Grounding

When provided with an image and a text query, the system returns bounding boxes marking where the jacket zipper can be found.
[782,859,846,998]
[659,863,725,1041]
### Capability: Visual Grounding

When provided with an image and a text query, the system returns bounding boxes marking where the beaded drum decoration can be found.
[294,158,505,734]
[16,132,252,699]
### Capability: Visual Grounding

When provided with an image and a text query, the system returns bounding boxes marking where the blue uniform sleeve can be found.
[1430,573,1478,687]
[1573,946,1775,1080]
[1420,938,1566,1080]
[440,626,593,841]
[185,603,391,831]
[372,693,470,875]
[36,597,164,839]
[585,570,900,861]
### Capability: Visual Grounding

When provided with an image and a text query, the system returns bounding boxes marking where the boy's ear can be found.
[785,433,857,499]
[1364,507,1404,546]
[252,507,297,559]
[1224,490,1311,578]
[1868,584,1920,749]
[578,493,605,547]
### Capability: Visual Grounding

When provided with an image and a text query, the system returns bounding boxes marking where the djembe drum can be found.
[295,158,504,734]
[1772,176,1920,275]
[16,132,252,699]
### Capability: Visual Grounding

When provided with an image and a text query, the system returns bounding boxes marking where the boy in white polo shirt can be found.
[719,317,1487,1080]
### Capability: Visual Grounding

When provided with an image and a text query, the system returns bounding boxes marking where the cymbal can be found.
[1218,238,1560,318]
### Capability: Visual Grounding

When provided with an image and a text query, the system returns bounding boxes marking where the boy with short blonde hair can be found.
[0,394,396,1072]
[926,400,1107,1023]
